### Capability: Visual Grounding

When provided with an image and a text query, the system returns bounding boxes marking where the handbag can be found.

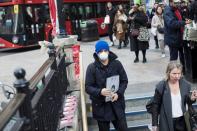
[151,27,157,36]
[130,28,140,37]
[137,27,150,41]
[146,81,165,114]
[184,104,197,131]
[104,15,110,24]
[157,25,164,34]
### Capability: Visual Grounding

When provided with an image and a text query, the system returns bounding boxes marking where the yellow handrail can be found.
[79,52,88,131]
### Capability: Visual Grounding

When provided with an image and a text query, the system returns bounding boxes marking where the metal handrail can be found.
[79,52,88,131]
[0,93,26,129]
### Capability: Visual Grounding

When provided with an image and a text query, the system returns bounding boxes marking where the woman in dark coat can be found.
[85,40,128,131]
[129,5,149,63]
[151,61,197,131]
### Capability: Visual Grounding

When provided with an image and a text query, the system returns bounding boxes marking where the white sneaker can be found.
[161,54,166,58]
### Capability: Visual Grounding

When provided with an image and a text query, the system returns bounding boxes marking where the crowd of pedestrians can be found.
[105,0,197,64]
[85,1,197,131]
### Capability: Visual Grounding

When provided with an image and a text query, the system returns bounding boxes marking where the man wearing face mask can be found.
[85,40,128,131]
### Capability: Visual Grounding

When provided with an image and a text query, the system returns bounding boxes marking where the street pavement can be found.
[0,49,48,107]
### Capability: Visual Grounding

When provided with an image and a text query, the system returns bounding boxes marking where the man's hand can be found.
[101,88,111,97]
[111,93,118,102]
[191,90,197,101]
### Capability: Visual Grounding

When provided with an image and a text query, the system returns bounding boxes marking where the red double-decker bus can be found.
[0,0,129,48]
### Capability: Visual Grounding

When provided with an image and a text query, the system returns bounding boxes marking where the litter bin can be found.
[183,41,197,82]
[80,20,99,42]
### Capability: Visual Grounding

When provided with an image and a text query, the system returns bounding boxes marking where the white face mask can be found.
[98,52,109,61]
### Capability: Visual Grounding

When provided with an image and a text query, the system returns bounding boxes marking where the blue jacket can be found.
[85,52,128,121]
[163,6,185,47]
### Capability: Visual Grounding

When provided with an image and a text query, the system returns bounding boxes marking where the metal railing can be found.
[0,43,69,131]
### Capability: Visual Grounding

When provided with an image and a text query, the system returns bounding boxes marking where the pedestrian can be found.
[163,0,191,73]
[85,40,128,131]
[129,5,149,63]
[151,61,197,131]
[189,0,197,23]
[113,9,128,49]
[106,2,116,46]
[151,5,166,57]
[179,1,190,20]
[150,2,159,49]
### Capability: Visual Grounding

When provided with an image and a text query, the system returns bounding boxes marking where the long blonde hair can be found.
[165,61,183,80]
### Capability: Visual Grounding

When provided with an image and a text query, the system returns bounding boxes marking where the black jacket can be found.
[151,78,195,131]
[85,52,128,121]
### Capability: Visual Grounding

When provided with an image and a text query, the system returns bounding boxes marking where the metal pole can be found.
[79,52,88,131]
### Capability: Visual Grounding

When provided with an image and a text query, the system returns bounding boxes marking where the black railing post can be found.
[13,68,34,130]
[48,43,58,70]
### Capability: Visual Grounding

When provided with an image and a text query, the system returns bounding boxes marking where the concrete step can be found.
[88,119,151,131]
[88,106,151,125]
[86,95,152,114]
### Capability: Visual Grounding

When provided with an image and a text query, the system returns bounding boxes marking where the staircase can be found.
[87,95,197,131]
[87,95,153,131]
[87,81,197,131]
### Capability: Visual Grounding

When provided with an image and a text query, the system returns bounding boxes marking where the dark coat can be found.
[106,8,116,35]
[163,6,186,48]
[189,0,197,22]
[151,78,195,131]
[129,11,149,51]
[85,52,128,121]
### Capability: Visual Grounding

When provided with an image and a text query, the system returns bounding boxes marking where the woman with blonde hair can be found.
[151,61,197,131]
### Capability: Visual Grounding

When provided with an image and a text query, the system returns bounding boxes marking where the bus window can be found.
[0,6,24,34]
[70,5,77,20]
[84,4,94,19]
[63,4,70,20]
[95,3,106,18]
[78,5,85,20]
[25,6,34,26]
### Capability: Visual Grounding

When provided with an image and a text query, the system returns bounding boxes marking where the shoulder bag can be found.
[146,81,165,114]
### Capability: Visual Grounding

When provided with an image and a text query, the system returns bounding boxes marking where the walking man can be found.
[163,0,191,72]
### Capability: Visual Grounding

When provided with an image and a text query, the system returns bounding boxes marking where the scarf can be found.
[174,8,184,33]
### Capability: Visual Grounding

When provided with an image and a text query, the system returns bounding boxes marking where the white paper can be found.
[105,75,119,102]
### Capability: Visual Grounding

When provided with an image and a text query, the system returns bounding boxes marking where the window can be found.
[63,4,70,20]
[84,3,94,19]
[95,3,106,17]
[0,6,24,34]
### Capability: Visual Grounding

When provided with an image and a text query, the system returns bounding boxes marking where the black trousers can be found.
[108,24,113,42]
[173,116,187,131]
[97,118,128,131]
[169,46,185,68]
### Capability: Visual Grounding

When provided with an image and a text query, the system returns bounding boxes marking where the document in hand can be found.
[105,75,119,102]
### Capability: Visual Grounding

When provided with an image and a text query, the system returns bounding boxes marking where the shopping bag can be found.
[137,27,150,41]
[104,15,110,24]
[151,27,157,36]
